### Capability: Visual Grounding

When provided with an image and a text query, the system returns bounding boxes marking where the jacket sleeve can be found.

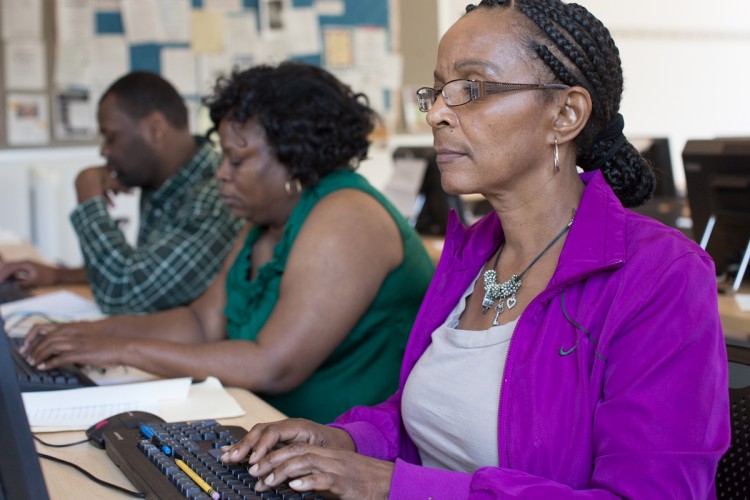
[70,192,240,314]
[329,393,406,460]
[333,251,730,499]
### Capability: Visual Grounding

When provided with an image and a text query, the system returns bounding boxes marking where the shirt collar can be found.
[142,137,220,208]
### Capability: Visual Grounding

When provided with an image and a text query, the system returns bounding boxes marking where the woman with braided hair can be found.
[220,1,730,497]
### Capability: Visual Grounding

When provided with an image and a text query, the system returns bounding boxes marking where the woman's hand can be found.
[21,321,124,369]
[221,418,391,499]
[252,443,393,499]
[221,418,355,464]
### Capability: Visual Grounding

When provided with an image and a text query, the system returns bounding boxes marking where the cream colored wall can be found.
[437,0,750,192]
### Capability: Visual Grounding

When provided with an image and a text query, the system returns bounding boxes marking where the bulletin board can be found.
[0,0,399,148]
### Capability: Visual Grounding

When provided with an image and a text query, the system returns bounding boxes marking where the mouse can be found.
[85,410,165,449]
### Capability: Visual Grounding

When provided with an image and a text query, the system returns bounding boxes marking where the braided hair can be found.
[465,0,655,207]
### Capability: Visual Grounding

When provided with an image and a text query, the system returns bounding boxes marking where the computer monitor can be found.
[392,146,465,235]
[628,138,690,234]
[0,318,50,500]
[638,137,676,198]
[682,138,750,288]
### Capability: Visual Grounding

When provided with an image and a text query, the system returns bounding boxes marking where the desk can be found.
[37,388,286,499]
[0,242,287,497]
[420,235,444,265]
[719,293,750,342]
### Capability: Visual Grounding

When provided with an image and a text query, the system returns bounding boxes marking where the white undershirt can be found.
[402,273,517,472]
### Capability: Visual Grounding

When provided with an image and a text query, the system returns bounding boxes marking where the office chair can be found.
[716,343,750,499]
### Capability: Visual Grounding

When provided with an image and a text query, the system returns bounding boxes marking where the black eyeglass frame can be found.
[416,79,570,112]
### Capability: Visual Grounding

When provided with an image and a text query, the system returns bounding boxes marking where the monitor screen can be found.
[629,137,689,232]
[682,138,750,286]
[0,318,50,500]
[392,146,465,235]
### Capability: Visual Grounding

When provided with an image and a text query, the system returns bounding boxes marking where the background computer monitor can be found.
[638,137,677,199]
[0,318,50,500]
[682,138,750,284]
[392,146,465,235]
[628,138,691,235]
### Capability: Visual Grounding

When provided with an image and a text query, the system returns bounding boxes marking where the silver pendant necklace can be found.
[482,216,573,325]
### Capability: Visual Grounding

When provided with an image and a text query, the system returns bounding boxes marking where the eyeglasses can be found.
[416,79,570,112]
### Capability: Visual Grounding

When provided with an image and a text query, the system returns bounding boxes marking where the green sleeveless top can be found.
[224,170,434,423]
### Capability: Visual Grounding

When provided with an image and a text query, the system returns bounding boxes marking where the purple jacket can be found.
[332,171,730,499]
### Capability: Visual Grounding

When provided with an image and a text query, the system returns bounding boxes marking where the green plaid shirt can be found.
[70,138,242,314]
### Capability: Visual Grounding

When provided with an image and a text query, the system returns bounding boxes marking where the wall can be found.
[437,0,750,193]
[0,147,138,265]
[3,0,750,263]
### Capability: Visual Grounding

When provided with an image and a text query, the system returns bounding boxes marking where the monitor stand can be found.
[701,213,750,292]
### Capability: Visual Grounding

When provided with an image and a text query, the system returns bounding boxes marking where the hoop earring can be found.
[284,178,302,196]
[553,137,560,173]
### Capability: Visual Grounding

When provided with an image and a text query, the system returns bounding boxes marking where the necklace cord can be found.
[491,218,572,279]
[482,216,574,320]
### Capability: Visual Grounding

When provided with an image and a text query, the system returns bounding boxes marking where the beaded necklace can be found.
[482,216,573,326]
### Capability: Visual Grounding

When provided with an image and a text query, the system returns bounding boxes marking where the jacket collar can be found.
[440,170,627,286]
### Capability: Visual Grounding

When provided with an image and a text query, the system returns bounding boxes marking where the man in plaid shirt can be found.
[0,72,242,314]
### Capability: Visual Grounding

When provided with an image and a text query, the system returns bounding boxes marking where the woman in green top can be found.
[21,62,435,423]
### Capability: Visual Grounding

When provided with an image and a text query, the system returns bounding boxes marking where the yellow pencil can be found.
[175,458,220,500]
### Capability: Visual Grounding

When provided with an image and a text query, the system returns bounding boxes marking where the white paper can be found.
[197,53,232,94]
[353,25,388,68]
[260,0,287,32]
[1,0,43,39]
[55,41,94,86]
[27,377,245,432]
[92,36,129,87]
[378,53,404,90]
[24,377,191,429]
[5,93,50,145]
[224,10,259,56]
[3,39,46,90]
[55,0,95,43]
[0,290,102,323]
[94,0,120,9]
[162,48,198,95]
[204,0,242,11]
[155,0,192,43]
[159,377,245,422]
[121,0,165,43]
[382,157,428,218]
[286,7,321,56]
[734,293,750,312]
[315,0,345,17]
[86,365,160,386]
[53,86,97,140]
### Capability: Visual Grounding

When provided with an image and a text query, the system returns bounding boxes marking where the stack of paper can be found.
[1,290,104,335]
[24,376,245,432]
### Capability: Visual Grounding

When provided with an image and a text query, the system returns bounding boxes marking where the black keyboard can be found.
[0,280,30,304]
[9,335,96,392]
[104,419,325,500]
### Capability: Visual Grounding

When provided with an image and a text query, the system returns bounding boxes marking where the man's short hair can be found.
[101,71,188,129]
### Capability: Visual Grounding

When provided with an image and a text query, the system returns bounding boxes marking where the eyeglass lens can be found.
[417,80,471,112]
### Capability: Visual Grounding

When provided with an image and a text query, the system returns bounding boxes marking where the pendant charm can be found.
[482,269,498,314]
[481,291,495,314]
[492,301,504,326]
[507,294,517,310]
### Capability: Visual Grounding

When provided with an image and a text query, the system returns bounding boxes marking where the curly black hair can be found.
[203,62,379,187]
[465,0,655,207]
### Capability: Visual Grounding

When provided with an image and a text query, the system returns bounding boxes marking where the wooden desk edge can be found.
[38,387,286,499]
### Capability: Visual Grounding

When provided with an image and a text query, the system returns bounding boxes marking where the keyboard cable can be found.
[33,435,145,498]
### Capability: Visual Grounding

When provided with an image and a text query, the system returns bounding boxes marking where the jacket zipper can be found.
[495,259,623,468]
